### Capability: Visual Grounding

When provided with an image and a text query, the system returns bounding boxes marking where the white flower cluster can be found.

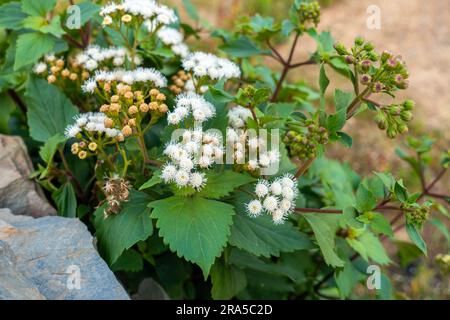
[167,93,216,125]
[182,52,241,81]
[226,106,280,171]
[161,130,224,190]
[82,68,167,93]
[156,27,189,58]
[247,175,298,224]
[65,112,122,139]
[100,0,177,26]
[75,45,142,71]
[33,54,60,74]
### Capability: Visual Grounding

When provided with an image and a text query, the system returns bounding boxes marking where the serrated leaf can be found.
[139,171,162,190]
[21,0,56,16]
[149,196,234,278]
[0,2,27,30]
[94,190,153,265]
[369,212,394,237]
[356,232,391,265]
[219,36,269,58]
[303,214,344,267]
[355,184,377,213]
[334,89,353,112]
[334,260,360,298]
[229,212,314,257]
[210,259,246,300]
[374,172,395,190]
[51,183,77,218]
[111,249,144,272]
[78,1,101,25]
[405,222,427,255]
[208,86,234,104]
[39,133,66,163]
[14,32,55,70]
[25,77,79,142]
[319,64,329,96]
[196,171,255,199]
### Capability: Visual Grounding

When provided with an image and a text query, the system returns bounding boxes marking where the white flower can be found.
[247,200,263,217]
[64,125,81,138]
[281,174,296,189]
[161,164,177,182]
[202,144,214,157]
[248,159,259,171]
[179,157,194,171]
[270,181,283,196]
[190,172,207,190]
[33,62,47,74]
[258,153,271,167]
[81,79,97,93]
[282,186,295,200]
[198,155,213,168]
[167,112,181,125]
[280,199,293,213]
[157,27,184,45]
[182,51,241,81]
[255,181,269,198]
[263,196,278,212]
[175,169,190,187]
[272,209,286,225]
[268,150,280,163]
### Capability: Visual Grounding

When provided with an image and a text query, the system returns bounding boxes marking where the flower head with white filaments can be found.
[75,45,142,71]
[81,68,167,93]
[246,174,298,224]
[182,52,241,81]
[167,92,216,125]
[99,0,177,28]
[155,26,190,58]
[161,130,223,190]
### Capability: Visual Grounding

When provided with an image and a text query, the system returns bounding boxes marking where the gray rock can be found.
[0,134,56,217]
[132,278,170,300]
[0,210,129,300]
[0,240,45,300]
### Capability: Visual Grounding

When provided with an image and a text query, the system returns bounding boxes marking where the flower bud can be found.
[47,75,56,83]
[403,100,415,110]
[158,104,168,113]
[375,113,387,130]
[345,55,355,64]
[389,105,402,116]
[128,118,136,127]
[122,125,132,137]
[69,73,78,81]
[387,127,397,139]
[361,60,372,72]
[355,37,364,46]
[149,102,159,110]
[78,150,87,159]
[397,123,409,134]
[111,95,120,103]
[334,42,348,55]
[381,50,393,63]
[128,105,138,115]
[150,89,160,96]
[360,74,371,85]
[156,93,166,101]
[100,104,110,113]
[139,103,149,113]
[400,111,413,122]
[104,118,114,128]
[88,142,97,152]
[363,42,374,51]
[71,143,79,155]
[121,14,132,23]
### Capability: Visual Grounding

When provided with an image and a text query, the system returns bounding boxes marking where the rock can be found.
[0,210,129,300]
[0,240,45,300]
[0,134,56,217]
[132,278,170,300]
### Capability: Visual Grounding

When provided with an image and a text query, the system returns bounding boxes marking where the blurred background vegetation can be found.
[169,0,450,299]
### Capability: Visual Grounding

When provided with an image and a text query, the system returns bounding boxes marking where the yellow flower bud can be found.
[128,118,136,127]
[88,142,98,152]
[47,75,56,83]
[111,95,120,103]
[100,104,110,113]
[139,103,149,113]
[128,105,138,115]
[61,69,70,77]
[122,125,132,137]
[121,14,132,23]
[158,103,168,113]
[156,93,166,101]
[149,89,160,96]
[104,118,114,128]
[78,150,87,160]
[124,91,134,99]
[69,73,78,81]
[149,102,159,111]
[71,143,79,155]
[56,59,65,67]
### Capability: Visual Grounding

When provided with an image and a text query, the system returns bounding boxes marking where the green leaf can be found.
[208,86,235,104]
[395,240,423,268]
[0,2,27,30]
[197,171,255,199]
[0,93,16,133]
[355,184,377,213]
[229,212,314,257]
[219,36,269,58]
[111,249,144,272]
[336,131,352,148]
[25,77,79,142]
[326,110,346,134]
[21,0,56,16]
[139,171,163,190]
[14,32,55,70]
[405,222,427,255]
[39,134,66,163]
[182,0,199,21]
[319,64,329,96]
[374,172,395,191]
[334,89,354,112]
[94,190,153,265]
[358,232,391,265]
[52,183,77,218]
[334,260,360,298]
[40,16,65,37]
[265,102,298,118]
[303,214,344,267]
[149,196,234,278]
[78,1,101,25]
[369,212,394,237]
[394,181,408,202]
[210,259,246,300]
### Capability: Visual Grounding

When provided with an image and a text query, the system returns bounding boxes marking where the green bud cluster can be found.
[334,37,410,95]
[374,100,414,138]
[284,120,328,160]
[403,202,430,227]
[295,1,321,31]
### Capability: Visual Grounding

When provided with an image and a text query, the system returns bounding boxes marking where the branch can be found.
[294,157,315,178]
[290,59,316,69]
[63,34,84,49]
[266,40,286,65]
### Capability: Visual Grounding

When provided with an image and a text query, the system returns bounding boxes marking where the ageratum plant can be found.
[0,0,448,299]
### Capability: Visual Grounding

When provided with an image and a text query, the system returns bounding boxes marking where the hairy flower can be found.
[182,52,241,81]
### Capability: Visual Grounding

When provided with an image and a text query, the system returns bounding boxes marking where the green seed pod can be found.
[387,127,397,139]
[400,111,413,122]
[403,100,415,110]
[334,42,348,55]
[355,37,364,46]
